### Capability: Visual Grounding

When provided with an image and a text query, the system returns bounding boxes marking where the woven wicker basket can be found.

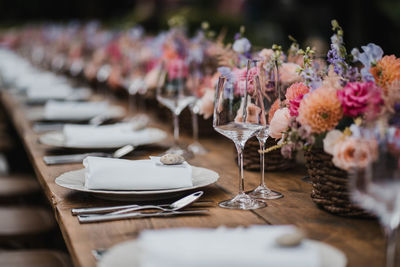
[237,137,295,171]
[305,148,372,217]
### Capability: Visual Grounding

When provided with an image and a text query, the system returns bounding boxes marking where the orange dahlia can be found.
[297,88,343,134]
[285,82,309,102]
[370,55,400,91]
[268,99,280,124]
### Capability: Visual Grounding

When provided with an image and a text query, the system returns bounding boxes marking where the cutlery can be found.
[71,200,215,215]
[33,122,64,133]
[78,209,209,223]
[92,249,107,261]
[89,113,109,126]
[43,144,134,165]
[109,191,203,215]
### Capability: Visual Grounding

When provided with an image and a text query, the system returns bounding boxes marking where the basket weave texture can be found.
[237,137,295,171]
[305,148,372,218]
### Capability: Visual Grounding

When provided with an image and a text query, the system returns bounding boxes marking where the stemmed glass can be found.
[213,75,266,210]
[247,59,283,199]
[156,59,196,158]
[349,123,400,267]
[187,63,208,155]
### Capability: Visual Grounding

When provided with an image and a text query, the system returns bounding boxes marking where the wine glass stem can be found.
[259,140,266,187]
[235,143,245,195]
[191,108,199,142]
[386,227,398,267]
[173,113,180,146]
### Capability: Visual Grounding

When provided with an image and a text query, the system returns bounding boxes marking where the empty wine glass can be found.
[349,123,400,267]
[246,59,283,199]
[213,75,266,210]
[156,59,196,158]
[187,64,208,155]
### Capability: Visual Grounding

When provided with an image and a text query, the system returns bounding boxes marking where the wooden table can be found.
[0,91,385,267]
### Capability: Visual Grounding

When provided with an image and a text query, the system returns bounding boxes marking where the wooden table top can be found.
[0,91,385,267]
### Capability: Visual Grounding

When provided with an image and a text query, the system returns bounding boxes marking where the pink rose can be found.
[233,67,259,96]
[199,89,215,119]
[166,58,189,81]
[258,49,274,61]
[332,137,378,171]
[279,63,302,85]
[269,107,290,139]
[337,81,383,117]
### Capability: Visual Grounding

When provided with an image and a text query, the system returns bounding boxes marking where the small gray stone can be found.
[275,230,305,247]
[160,154,185,165]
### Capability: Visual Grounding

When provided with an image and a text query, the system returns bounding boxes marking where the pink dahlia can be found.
[337,81,383,117]
[285,82,309,101]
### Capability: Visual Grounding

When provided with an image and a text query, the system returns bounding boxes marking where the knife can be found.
[78,209,209,223]
[43,152,108,165]
[72,201,215,215]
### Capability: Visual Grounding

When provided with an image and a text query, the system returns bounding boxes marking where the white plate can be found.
[26,105,125,122]
[39,128,167,149]
[55,167,219,201]
[98,239,347,267]
[24,88,92,104]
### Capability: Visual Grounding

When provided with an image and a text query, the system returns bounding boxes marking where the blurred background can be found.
[0,0,398,54]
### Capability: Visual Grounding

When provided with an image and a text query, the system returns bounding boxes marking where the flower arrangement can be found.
[265,20,400,173]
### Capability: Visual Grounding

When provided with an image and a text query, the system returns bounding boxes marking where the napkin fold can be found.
[83,157,193,190]
[63,122,161,147]
[136,226,319,267]
[44,101,109,120]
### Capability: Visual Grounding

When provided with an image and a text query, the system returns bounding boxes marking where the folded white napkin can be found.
[44,101,109,120]
[27,83,73,100]
[83,156,193,190]
[135,226,319,267]
[63,123,163,147]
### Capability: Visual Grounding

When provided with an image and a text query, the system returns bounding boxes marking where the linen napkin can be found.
[63,123,163,147]
[83,156,193,190]
[26,83,73,100]
[135,226,320,267]
[44,101,109,120]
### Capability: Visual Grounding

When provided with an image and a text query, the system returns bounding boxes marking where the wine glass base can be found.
[163,146,194,160]
[188,142,208,155]
[248,186,283,200]
[218,193,267,210]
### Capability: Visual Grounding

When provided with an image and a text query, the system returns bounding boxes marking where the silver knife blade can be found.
[78,209,209,223]
[43,152,108,165]
[71,201,215,215]
[33,123,65,133]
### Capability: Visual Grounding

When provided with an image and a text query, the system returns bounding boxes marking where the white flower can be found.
[323,129,343,155]
[232,38,251,54]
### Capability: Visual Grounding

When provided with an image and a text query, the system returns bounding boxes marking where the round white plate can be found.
[39,128,167,149]
[24,88,92,104]
[98,239,347,267]
[26,105,125,122]
[55,167,219,201]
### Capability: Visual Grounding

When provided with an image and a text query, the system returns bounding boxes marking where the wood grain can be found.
[0,91,387,267]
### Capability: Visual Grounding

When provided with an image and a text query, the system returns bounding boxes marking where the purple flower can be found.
[352,43,383,82]
[233,38,251,54]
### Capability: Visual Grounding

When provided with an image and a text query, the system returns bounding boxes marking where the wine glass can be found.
[187,63,208,155]
[213,75,266,210]
[156,59,196,158]
[349,123,400,267]
[246,59,283,199]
